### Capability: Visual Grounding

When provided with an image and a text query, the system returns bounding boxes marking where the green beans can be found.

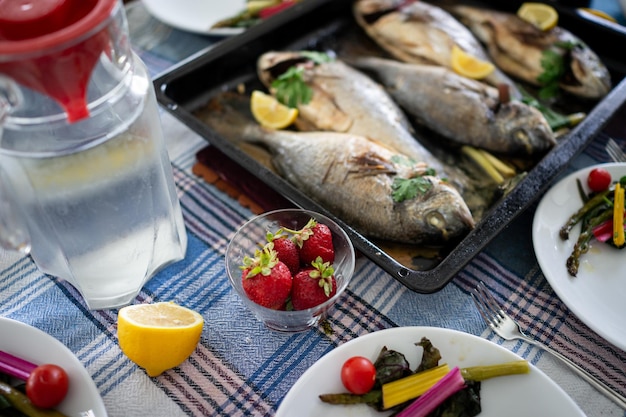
[559,188,612,240]
[0,381,67,417]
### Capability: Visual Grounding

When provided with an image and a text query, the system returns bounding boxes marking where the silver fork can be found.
[605,137,626,163]
[472,282,626,409]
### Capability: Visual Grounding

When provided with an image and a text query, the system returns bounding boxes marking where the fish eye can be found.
[426,211,446,229]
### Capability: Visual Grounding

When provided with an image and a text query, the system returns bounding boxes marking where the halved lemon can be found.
[250,90,299,129]
[117,302,204,377]
[450,45,495,80]
[517,2,559,31]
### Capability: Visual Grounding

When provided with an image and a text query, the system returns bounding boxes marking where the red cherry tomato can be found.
[340,356,376,395]
[587,168,612,193]
[25,364,69,409]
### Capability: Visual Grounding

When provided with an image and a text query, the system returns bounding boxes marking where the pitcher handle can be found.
[0,77,31,254]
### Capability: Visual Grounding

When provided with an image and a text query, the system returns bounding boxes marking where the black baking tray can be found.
[154,0,626,293]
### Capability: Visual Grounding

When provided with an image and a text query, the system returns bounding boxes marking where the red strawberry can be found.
[241,244,292,310]
[296,220,335,265]
[270,237,300,276]
[291,257,337,310]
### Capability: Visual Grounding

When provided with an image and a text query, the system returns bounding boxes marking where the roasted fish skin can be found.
[257,51,445,171]
[354,57,556,156]
[197,95,475,245]
[447,4,611,100]
[352,0,520,96]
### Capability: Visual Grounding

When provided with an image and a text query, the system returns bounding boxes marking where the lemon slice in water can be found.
[118,302,204,377]
[250,90,299,129]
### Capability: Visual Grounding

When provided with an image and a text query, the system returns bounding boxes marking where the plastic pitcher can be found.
[0,0,188,309]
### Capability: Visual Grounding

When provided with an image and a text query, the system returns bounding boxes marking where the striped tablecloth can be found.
[0,2,624,416]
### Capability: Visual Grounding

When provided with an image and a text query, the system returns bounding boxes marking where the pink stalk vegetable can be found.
[592,219,626,243]
[0,350,35,380]
[395,367,466,417]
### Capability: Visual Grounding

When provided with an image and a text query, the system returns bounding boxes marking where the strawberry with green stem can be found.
[287,218,335,265]
[265,229,300,276]
[291,256,337,310]
[240,244,292,310]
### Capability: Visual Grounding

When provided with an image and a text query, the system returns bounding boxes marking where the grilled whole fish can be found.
[257,51,502,220]
[446,4,611,100]
[196,95,475,245]
[352,0,520,97]
[257,51,445,171]
[354,57,556,156]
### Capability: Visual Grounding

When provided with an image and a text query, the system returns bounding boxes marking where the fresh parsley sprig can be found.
[270,51,333,108]
[391,168,437,203]
[537,41,578,100]
[272,66,312,108]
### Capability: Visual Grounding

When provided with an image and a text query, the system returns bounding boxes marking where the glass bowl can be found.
[225,209,355,332]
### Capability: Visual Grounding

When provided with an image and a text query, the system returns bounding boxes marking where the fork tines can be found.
[605,138,626,163]
[471,282,506,329]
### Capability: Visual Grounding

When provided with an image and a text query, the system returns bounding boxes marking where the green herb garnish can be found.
[391,175,434,203]
[271,66,311,108]
[271,51,333,108]
[390,155,417,167]
[519,85,585,131]
[537,41,578,99]
[300,51,334,65]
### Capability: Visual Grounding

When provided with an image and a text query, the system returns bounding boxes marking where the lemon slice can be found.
[250,90,299,129]
[517,3,559,31]
[578,8,617,23]
[117,302,204,377]
[450,45,495,80]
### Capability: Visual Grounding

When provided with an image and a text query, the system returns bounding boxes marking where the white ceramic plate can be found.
[141,0,247,35]
[0,317,108,417]
[276,326,584,417]
[532,163,626,351]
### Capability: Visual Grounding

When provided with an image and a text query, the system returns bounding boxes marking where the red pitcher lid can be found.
[0,0,117,122]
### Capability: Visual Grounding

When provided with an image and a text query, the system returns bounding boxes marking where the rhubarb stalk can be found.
[0,350,36,380]
[394,367,466,417]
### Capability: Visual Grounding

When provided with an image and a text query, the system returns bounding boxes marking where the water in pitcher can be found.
[0,0,188,309]
[0,98,187,309]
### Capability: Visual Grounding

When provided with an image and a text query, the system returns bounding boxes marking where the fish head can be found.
[405,179,475,244]
[354,0,406,18]
[561,42,612,99]
[257,51,311,87]
[493,102,556,155]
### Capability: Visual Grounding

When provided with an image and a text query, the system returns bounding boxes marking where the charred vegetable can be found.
[373,346,413,386]
[560,174,626,277]
[415,337,442,373]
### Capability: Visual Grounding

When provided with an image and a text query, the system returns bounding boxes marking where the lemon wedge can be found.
[450,45,495,80]
[517,3,559,31]
[578,8,617,23]
[250,90,299,129]
[117,302,204,377]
